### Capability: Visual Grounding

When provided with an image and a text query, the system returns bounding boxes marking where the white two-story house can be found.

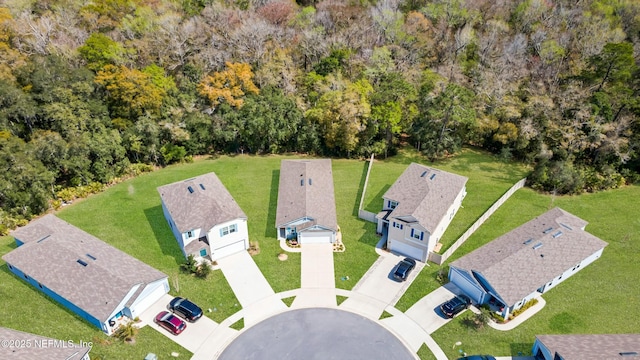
[158,172,249,262]
[377,163,468,262]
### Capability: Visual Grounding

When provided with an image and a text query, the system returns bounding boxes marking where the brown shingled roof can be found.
[157,172,247,234]
[383,163,467,232]
[450,208,608,306]
[3,215,167,323]
[536,334,640,360]
[275,159,337,231]
[0,326,91,360]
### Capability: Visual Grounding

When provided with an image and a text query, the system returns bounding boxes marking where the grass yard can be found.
[430,186,640,358]
[2,147,636,360]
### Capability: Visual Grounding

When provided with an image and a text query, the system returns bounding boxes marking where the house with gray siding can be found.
[158,172,249,261]
[0,326,91,360]
[377,163,467,262]
[532,334,640,360]
[276,159,338,244]
[449,207,608,319]
[2,215,169,335]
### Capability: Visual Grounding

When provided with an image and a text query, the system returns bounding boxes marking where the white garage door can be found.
[212,239,246,260]
[129,281,168,318]
[299,231,332,244]
[389,240,424,261]
[449,268,485,304]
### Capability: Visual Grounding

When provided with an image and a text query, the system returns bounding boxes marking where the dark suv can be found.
[393,258,417,281]
[169,297,203,322]
[440,294,471,318]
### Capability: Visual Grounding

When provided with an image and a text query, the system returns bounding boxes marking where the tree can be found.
[198,62,259,110]
[78,33,125,71]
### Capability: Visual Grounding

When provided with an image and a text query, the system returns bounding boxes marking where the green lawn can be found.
[1,148,637,359]
[430,186,640,358]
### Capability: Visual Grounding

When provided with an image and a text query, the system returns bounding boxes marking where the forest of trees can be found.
[1,0,639,230]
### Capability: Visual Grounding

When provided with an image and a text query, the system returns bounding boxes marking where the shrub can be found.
[509,298,539,319]
[490,312,505,323]
[127,163,154,176]
[180,254,198,274]
[113,321,138,343]
[195,263,211,279]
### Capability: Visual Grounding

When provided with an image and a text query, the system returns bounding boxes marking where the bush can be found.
[113,321,138,343]
[180,254,198,274]
[126,163,154,176]
[509,298,539,319]
[195,263,211,279]
[490,312,505,323]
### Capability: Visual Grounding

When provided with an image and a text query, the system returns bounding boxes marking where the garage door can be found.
[128,280,169,318]
[299,231,332,244]
[389,240,424,261]
[212,239,246,260]
[449,268,485,304]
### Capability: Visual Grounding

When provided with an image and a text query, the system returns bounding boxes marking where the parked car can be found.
[392,257,417,281]
[457,356,496,360]
[155,311,187,335]
[440,294,472,318]
[169,297,203,322]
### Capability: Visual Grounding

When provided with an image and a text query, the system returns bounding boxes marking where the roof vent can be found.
[552,231,563,238]
[560,223,572,230]
[199,184,206,190]
[77,259,88,267]
[309,178,312,185]
[429,173,437,180]
[533,242,543,250]
[300,179,304,186]
[86,254,97,260]
[421,171,428,177]
[620,352,639,356]
[187,186,194,194]
[542,227,553,234]
[523,238,534,245]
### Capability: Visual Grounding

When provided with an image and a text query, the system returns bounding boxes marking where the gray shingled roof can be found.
[157,172,247,234]
[0,326,91,360]
[275,159,337,231]
[450,208,608,306]
[3,215,167,323]
[383,163,468,233]
[536,334,640,360]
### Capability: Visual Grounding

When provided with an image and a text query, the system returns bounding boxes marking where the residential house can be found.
[377,163,468,262]
[449,207,608,319]
[532,334,640,360]
[276,159,338,244]
[158,172,249,261]
[2,215,169,335]
[0,326,92,360]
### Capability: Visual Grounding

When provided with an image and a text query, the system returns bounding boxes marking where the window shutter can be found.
[219,228,224,237]
[420,232,424,241]
[410,229,414,237]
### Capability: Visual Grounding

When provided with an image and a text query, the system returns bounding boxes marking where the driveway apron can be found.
[404,282,465,334]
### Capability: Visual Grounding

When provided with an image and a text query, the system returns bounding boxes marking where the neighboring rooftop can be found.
[0,326,91,360]
[383,163,468,232]
[3,215,167,322]
[275,159,337,231]
[157,172,247,233]
[450,208,608,305]
[536,334,640,360]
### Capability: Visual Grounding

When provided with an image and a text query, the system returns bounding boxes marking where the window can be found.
[220,224,238,237]
[200,249,207,257]
[393,222,403,230]
[38,283,43,289]
[411,229,424,241]
[8,264,12,270]
[24,274,29,280]
[187,231,194,238]
[389,200,398,209]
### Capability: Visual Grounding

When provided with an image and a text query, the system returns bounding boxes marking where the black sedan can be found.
[392,257,417,281]
[168,297,203,322]
[440,294,472,318]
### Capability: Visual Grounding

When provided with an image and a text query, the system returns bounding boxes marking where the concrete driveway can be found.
[339,253,423,319]
[138,294,218,353]
[291,243,336,308]
[217,251,286,325]
[405,282,467,334]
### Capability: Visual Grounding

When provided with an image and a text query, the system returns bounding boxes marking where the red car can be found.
[155,311,187,335]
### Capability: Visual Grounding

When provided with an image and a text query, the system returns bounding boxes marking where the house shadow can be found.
[143,205,185,266]
[265,169,280,238]
[509,342,533,357]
